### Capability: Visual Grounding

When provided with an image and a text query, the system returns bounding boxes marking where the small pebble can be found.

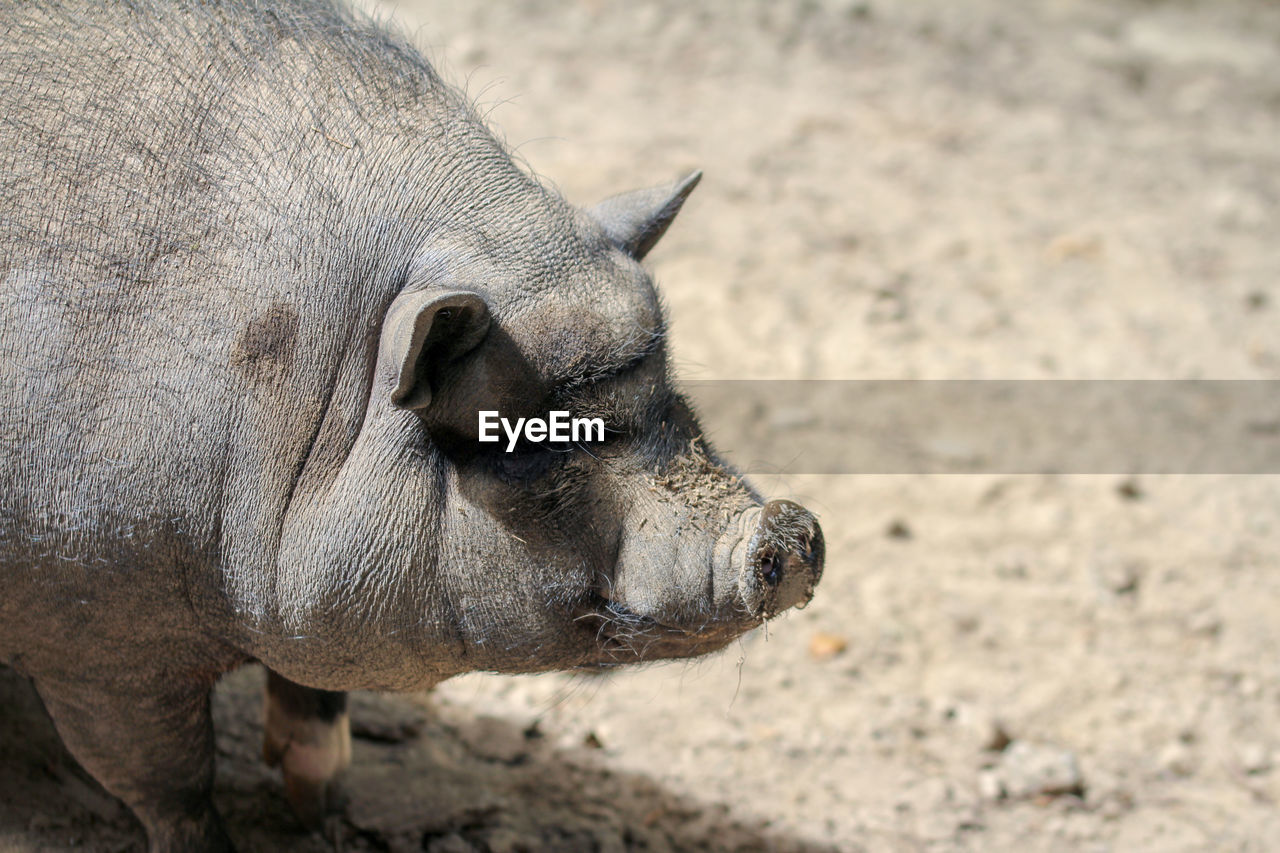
[809,631,849,660]
[1240,743,1271,775]
[1116,478,1143,501]
[1045,233,1103,262]
[886,519,913,540]
[979,719,1013,753]
[1097,559,1142,596]
[978,770,1005,801]
[1157,741,1195,777]
[995,741,1085,799]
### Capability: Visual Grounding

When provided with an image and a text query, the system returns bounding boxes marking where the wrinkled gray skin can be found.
[0,1,824,851]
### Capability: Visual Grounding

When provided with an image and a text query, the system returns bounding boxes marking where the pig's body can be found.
[0,2,824,851]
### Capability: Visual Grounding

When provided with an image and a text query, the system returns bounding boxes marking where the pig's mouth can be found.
[574,595,755,666]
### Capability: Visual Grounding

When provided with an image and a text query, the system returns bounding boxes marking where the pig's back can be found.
[0,4,260,573]
[0,1,400,631]
[0,0,433,545]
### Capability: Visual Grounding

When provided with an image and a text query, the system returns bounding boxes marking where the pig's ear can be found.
[384,290,490,410]
[589,170,702,261]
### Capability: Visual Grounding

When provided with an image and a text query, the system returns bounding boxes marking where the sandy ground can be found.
[4,0,1280,850]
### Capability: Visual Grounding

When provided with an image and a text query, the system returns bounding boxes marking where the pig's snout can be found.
[731,499,824,620]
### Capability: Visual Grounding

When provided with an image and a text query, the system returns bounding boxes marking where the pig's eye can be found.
[493,453,547,482]
[489,440,571,484]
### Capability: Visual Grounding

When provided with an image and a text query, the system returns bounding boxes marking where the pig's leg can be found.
[262,669,350,828]
[33,676,231,853]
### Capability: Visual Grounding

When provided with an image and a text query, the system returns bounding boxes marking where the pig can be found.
[0,1,825,851]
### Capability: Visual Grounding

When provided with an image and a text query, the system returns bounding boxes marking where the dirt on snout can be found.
[4,0,1280,850]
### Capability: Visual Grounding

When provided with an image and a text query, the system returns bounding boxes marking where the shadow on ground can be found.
[0,665,835,853]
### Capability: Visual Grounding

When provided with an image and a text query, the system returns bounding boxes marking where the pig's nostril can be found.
[759,552,781,586]
[743,499,824,619]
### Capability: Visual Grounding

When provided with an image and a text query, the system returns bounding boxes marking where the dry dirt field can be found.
[3,0,1280,851]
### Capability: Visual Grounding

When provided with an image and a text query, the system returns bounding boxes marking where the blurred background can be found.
[6,0,1280,850]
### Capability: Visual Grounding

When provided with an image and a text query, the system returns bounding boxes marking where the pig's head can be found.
[272,172,823,687]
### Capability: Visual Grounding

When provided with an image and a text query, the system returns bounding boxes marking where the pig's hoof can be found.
[263,708,351,828]
[263,673,351,829]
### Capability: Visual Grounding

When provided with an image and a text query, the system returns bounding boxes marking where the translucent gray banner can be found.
[681,381,1280,474]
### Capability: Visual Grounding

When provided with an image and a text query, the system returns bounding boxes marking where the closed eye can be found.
[488,440,573,484]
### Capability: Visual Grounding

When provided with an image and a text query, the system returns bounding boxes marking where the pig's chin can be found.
[572,596,758,669]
